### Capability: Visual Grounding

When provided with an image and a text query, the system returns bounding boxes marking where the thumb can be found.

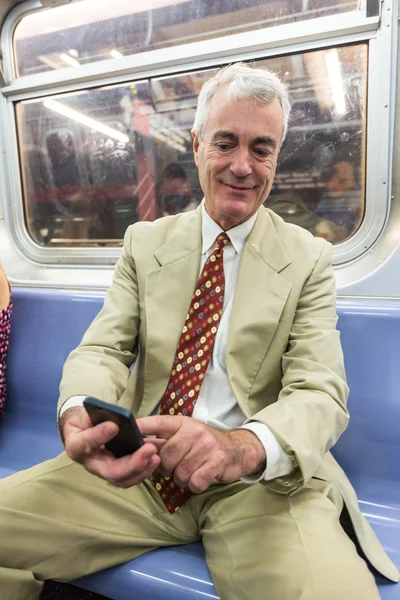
[65,421,119,462]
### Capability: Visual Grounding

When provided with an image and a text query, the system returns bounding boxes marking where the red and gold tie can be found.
[152,232,230,513]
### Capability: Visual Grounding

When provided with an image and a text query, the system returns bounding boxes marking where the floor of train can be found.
[40,581,110,600]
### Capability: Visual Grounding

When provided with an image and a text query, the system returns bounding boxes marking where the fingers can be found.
[108,454,161,488]
[60,406,92,442]
[138,415,185,439]
[172,450,209,489]
[188,463,219,494]
[158,436,194,478]
[63,409,167,489]
[63,413,244,494]
[143,437,166,451]
[139,417,231,493]
[65,421,119,463]
[84,443,161,488]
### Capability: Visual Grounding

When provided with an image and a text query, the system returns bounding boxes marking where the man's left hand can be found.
[138,415,266,493]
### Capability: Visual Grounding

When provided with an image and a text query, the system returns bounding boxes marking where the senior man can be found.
[0,62,398,600]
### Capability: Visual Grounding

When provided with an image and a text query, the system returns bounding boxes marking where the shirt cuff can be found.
[58,395,87,419]
[240,421,294,483]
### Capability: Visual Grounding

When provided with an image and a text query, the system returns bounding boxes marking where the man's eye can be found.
[254,148,271,157]
[216,143,233,151]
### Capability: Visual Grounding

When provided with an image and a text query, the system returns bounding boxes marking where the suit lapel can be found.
[226,208,292,417]
[138,208,203,417]
[138,206,292,418]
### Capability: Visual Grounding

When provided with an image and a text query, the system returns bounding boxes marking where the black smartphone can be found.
[83,397,144,458]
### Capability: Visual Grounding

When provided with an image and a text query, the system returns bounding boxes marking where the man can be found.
[0,63,398,599]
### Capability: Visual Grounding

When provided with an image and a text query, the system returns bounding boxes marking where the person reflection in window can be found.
[265,193,348,244]
[45,129,85,240]
[158,163,199,217]
[315,160,362,238]
[47,130,80,190]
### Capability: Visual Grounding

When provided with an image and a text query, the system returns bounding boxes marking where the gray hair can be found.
[193,62,291,145]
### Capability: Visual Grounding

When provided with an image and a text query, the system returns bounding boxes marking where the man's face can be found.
[192,88,284,230]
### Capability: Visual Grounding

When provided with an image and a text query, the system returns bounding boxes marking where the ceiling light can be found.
[325,49,346,115]
[59,52,80,68]
[43,99,129,143]
[110,49,123,59]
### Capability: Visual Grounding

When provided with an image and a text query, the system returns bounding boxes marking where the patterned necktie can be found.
[152,232,230,513]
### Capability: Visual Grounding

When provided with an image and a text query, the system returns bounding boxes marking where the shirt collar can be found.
[201,200,258,255]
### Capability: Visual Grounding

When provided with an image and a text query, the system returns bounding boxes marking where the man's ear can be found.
[191,130,200,167]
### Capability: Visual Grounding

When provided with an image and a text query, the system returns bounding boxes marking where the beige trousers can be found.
[0,452,379,600]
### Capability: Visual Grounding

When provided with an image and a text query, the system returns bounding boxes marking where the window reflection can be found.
[265,44,366,243]
[16,43,367,247]
[14,0,360,77]
[158,163,198,218]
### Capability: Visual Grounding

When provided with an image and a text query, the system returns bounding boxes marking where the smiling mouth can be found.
[221,182,255,191]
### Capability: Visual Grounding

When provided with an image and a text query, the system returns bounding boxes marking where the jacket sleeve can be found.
[58,226,140,414]
[245,242,349,494]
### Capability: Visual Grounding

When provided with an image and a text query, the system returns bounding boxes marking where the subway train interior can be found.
[0,0,400,598]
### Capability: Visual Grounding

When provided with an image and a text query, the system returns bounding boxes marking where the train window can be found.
[16,43,367,248]
[269,45,367,245]
[13,0,360,78]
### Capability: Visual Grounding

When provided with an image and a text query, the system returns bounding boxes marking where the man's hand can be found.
[138,415,266,494]
[60,407,163,488]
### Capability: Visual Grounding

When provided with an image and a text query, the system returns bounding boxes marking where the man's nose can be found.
[229,148,252,178]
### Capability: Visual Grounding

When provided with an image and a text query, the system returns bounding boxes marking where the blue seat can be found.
[0,288,399,599]
[74,544,218,600]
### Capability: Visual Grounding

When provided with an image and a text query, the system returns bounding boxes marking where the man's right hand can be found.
[60,406,162,488]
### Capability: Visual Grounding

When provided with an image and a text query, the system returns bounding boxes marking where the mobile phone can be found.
[83,397,144,458]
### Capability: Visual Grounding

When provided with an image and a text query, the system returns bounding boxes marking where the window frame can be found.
[0,0,394,284]
[2,2,378,91]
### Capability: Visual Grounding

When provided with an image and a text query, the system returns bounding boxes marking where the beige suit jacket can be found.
[59,205,399,582]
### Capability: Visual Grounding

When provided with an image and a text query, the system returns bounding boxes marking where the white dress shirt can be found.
[60,203,293,482]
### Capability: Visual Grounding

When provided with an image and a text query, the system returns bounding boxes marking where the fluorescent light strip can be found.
[161,129,189,146]
[110,49,123,59]
[38,54,65,70]
[174,129,192,142]
[152,130,185,153]
[16,0,188,39]
[43,99,130,143]
[169,141,186,153]
[59,52,80,68]
[325,49,346,115]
